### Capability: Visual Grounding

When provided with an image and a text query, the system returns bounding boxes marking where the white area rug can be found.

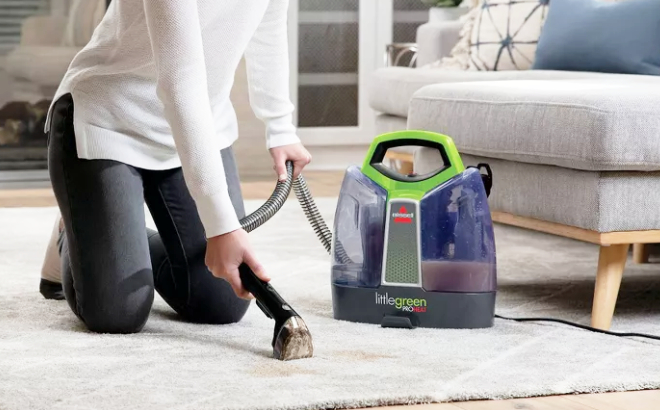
[2,199,660,410]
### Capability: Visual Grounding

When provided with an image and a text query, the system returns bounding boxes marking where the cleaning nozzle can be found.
[239,263,314,361]
[274,316,313,361]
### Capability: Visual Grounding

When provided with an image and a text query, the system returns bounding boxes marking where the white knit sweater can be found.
[46,0,299,238]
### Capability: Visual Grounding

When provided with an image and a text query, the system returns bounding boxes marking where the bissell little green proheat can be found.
[330,130,496,329]
[237,130,496,361]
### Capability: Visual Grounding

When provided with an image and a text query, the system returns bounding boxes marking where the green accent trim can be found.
[361,130,465,200]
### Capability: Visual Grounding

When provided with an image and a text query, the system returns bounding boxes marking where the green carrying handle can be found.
[361,130,465,200]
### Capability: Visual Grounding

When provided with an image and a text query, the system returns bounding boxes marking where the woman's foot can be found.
[40,278,64,300]
[40,217,64,300]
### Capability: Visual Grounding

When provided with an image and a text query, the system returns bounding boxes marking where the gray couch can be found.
[369,21,660,331]
[4,0,105,102]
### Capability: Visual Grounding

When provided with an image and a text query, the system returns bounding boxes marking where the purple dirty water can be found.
[421,260,495,293]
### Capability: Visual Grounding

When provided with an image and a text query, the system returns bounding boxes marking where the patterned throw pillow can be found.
[468,0,549,70]
[433,0,549,71]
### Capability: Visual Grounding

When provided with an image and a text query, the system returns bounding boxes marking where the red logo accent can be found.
[393,206,413,224]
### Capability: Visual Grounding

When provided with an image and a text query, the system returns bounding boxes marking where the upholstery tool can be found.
[239,264,313,361]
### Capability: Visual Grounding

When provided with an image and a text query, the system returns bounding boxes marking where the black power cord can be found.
[495,314,660,341]
[473,167,660,343]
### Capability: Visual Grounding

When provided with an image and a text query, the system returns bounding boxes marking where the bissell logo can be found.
[375,292,427,313]
[392,206,413,224]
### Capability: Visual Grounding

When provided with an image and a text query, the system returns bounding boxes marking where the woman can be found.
[40,0,311,334]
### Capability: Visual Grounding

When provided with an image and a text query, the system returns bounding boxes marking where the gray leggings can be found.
[48,93,250,334]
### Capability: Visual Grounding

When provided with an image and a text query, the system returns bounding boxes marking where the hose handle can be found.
[238,263,299,322]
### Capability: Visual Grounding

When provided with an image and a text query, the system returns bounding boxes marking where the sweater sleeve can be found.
[143,0,240,238]
[244,0,300,149]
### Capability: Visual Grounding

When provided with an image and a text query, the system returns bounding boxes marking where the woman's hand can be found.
[205,229,270,299]
[270,143,312,181]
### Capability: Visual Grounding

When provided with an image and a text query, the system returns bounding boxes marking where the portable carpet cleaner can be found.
[236,130,660,362]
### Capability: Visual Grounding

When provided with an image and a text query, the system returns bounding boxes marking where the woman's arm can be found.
[244,0,300,149]
[143,0,239,238]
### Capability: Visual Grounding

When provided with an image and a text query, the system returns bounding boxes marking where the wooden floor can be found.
[0,171,345,208]
[1,171,658,410]
[240,171,344,199]
[380,390,660,409]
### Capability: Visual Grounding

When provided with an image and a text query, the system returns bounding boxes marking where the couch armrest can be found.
[415,21,463,67]
[20,16,68,47]
[6,46,82,86]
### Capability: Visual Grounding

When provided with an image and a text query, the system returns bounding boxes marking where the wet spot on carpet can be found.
[333,350,395,361]
[249,363,319,378]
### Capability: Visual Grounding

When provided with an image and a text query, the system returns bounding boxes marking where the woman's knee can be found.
[153,254,251,325]
[183,303,250,325]
[80,288,154,334]
[83,314,149,334]
[183,280,251,325]
[60,237,155,334]
[70,270,154,334]
[210,298,251,324]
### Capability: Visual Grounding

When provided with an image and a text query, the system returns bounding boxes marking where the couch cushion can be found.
[368,67,632,118]
[460,154,660,232]
[408,78,660,172]
[5,46,82,87]
[413,149,660,231]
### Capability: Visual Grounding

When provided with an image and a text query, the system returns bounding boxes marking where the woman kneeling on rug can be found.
[39,0,311,334]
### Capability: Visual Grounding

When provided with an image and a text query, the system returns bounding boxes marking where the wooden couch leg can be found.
[633,243,650,264]
[591,244,629,330]
[398,160,414,175]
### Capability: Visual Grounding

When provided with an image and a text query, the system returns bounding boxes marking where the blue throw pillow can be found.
[532,0,660,75]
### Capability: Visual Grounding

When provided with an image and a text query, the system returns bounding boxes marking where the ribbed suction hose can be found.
[291,174,332,254]
[239,162,295,233]
[239,161,351,264]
